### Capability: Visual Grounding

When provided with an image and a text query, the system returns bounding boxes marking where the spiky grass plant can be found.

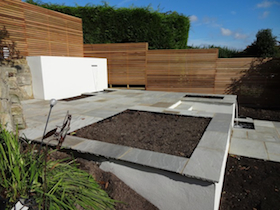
[0,125,116,209]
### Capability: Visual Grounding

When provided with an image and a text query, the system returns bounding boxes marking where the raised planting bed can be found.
[59,108,233,210]
[220,155,280,210]
[74,110,211,158]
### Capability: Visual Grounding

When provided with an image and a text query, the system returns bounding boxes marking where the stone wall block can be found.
[8,77,18,90]
[20,86,33,99]
[17,73,32,86]
[0,59,32,131]
[12,114,26,130]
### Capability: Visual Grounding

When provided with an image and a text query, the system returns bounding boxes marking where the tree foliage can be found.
[25,1,190,49]
[243,29,280,58]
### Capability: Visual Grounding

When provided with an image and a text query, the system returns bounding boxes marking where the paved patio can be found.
[18,89,280,210]
[20,89,280,164]
[230,119,280,162]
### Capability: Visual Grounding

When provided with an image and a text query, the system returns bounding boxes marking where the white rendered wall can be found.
[100,161,215,210]
[27,56,107,100]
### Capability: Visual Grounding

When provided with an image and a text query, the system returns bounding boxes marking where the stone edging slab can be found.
[37,108,233,183]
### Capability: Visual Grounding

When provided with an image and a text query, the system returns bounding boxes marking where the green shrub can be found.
[0,125,116,209]
[187,45,241,58]
[25,1,190,49]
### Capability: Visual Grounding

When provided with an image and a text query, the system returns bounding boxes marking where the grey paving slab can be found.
[183,147,225,183]
[191,103,234,114]
[254,120,275,128]
[72,139,131,158]
[247,130,265,141]
[150,102,175,108]
[129,106,165,113]
[247,129,280,142]
[19,128,44,140]
[179,110,214,118]
[232,129,247,139]
[61,135,86,148]
[82,108,123,118]
[83,109,120,118]
[267,153,280,162]
[272,121,280,138]
[119,148,189,174]
[197,131,229,151]
[273,121,280,128]
[206,113,232,133]
[69,115,103,132]
[229,137,268,160]
[174,102,193,110]
[265,142,280,156]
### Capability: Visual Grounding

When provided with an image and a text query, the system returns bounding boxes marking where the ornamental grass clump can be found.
[0,124,116,209]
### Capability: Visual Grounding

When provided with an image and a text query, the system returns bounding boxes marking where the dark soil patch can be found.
[220,155,280,210]
[59,95,94,102]
[184,94,224,99]
[239,105,280,122]
[49,151,158,210]
[74,110,211,158]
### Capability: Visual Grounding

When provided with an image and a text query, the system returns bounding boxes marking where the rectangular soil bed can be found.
[74,110,211,158]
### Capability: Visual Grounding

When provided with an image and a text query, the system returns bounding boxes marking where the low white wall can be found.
[100,161,215,210]
[26,56,107,100]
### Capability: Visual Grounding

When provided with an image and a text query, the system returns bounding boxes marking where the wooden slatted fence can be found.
[84,43,279,108]
[146,49,218,93]
[84,43,148,86]
[215,58,255,94]
[0,0,83,57]
[0,0,28,56]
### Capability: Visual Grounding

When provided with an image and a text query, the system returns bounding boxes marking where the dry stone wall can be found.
[0,59,33,131]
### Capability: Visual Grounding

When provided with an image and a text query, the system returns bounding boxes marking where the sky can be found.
[25,0,280,50]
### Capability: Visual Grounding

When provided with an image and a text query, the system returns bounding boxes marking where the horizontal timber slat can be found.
[0,1,83,57]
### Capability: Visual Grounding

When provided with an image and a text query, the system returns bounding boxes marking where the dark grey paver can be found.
[119,148,189,173]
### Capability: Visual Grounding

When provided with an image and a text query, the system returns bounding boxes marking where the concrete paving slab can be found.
[232,129,247,139]
[247,130,265,141]
[129,106,165,113]
[69,115,103,133]
[150,102,175,108]
[172,102,193,110]
[229,138,268,160]
[206,113,232,133]
[61,135,86,148]
[197,131,229,151]
[183,147,225,183]
[267,153,280,162]
[119,148,189,174]
[72,139,131,159]
[20,128,44,140]
[265,142,280,156]
[273,121,280,128]
[191,103,234,114]
[254,120,275,128]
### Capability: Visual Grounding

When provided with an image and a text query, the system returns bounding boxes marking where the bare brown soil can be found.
[220,155,280,210]
[239,105,280,122]
[74,110,211,158]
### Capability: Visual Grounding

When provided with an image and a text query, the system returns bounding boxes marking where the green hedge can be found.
[25,1,190,49]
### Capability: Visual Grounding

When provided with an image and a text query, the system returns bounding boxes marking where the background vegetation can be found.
[25,1,280,57]
[26,0,190,50]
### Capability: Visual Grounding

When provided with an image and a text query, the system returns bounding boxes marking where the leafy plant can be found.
[0,124,116,209]
[187,44,241,58]
[25,1,190,49]
[241,29,280,58]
